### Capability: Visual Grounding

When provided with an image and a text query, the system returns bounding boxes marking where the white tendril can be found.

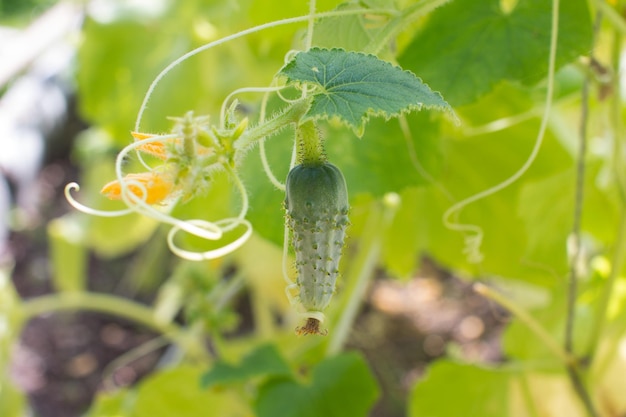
[442,0,560,264]
[258,80,289,190]
[64,183,134,217]
[134,8,398,132]
[114,136,224,241]
[166,218,252,261]
[162,165,253,260]
[225,165,249,224]
[219,85,287,129]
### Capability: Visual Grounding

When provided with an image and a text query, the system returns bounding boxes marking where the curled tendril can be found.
[220,85,287,129]
[65,129,254,261]
[65,182,134,217]
[167,218,253,261]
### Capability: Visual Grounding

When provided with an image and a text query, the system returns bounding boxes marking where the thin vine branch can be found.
[20,292,207,359]
[563,9,603,417]
[442,0,561,264]
[473,283,576,366]
[589,14,626,377]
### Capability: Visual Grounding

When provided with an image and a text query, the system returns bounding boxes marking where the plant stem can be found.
[234,100,310,151]
[20,292,204,356]
[135,7,399,131]
[473,283,576,366]
[587,24,626,364]
[327,193,400,356]
[564,33,591,362]
[591,0,626,36]
[591,210,626,379]
[296,120,325,165]
[562,10,602,417]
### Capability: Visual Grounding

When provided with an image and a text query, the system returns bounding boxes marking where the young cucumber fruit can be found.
[285,162,349,335]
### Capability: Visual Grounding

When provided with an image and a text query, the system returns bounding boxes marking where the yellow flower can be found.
[131,131,214,160]
[101,172,174,205]
[131,132,170,160]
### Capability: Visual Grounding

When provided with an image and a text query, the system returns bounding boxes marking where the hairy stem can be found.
[135,7,399,131]
[296,120,325,165]
[234,100,310,151]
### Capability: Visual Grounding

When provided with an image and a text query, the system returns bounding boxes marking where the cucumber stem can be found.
[296,120,326,165]
[234,99,309,151]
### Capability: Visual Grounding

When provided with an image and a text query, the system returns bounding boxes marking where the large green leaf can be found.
[280,48,451,133]
[382,114,575,280]
[311,3,391,52]
[410,360,592,417]
[503,297,594,366]
[201,344,292,388]
[133,366,250,417]
[398,0,592,106]
[255,352,379,417]
[409,360,512,417]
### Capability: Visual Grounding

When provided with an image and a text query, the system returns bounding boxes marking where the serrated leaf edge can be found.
[278,47,456,134]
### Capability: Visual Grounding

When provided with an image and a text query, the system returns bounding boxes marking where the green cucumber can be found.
[285,162,349,335]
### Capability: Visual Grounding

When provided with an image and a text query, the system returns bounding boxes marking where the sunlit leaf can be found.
[255,352,379,417]
[409,360,512,417]
[201,344,292,388]
[280,48,451,133]
[398,0,592,105]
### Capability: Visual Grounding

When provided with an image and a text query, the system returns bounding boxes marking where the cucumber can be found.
[285,162,349,335]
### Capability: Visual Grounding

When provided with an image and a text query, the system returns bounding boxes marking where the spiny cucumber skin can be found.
[285,163,349,316]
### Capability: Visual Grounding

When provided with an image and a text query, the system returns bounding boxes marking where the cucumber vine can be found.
[65,3,451,335]
[1,0,617,416]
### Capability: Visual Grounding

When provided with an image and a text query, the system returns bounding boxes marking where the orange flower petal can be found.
[131,132,169,160]
[130,131,215,159]
[101,172,174,205]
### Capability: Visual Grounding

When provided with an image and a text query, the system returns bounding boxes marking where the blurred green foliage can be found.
[4,0,626,416]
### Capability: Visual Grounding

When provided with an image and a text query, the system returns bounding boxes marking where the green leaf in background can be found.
[380,114,575,281]
[410,360,591,417]
[502,288,594,364]
[47,216,87,292]
[279,48,451,133]
[78,1,285,146]
[398,0,592,106]
[133,366,249,417]
[516,170,574,272]
[201,344,292,388]
[311,3,391,52]
[0,379,26,417]
[0,268,25,417]
[88,367,250,417]
[409,360,512,417]
[255,352,379,417]
[325,111,444,197]
[238,124,293,246]
[85,389,134,417]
